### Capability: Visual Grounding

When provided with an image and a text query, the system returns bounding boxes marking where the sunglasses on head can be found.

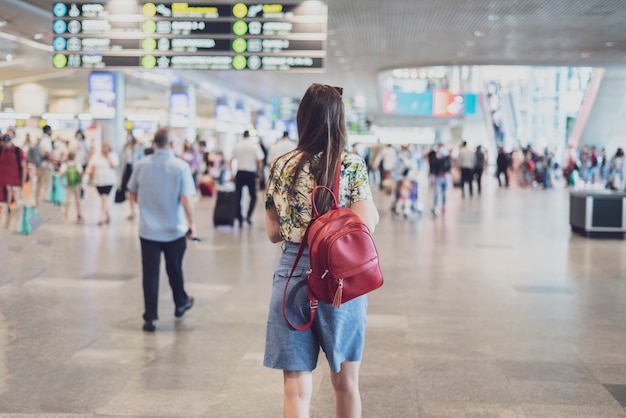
[333,86,343,96]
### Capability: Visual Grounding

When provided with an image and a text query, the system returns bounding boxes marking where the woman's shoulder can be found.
[273,150,300,169]
[342,151,367,170]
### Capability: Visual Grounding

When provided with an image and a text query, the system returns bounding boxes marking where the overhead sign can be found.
[51,2,327,71]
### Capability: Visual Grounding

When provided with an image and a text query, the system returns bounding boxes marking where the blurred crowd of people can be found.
[358,140,626,217]
[0,125,299,232]
[563,144,625,190]
[2,122,625,231]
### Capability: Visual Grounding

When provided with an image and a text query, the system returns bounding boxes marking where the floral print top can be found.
[265,150,372,243]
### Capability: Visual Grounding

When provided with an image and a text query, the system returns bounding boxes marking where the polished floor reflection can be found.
[1,177,626,418]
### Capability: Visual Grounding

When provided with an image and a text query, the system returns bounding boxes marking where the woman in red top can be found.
[0,134,26,224]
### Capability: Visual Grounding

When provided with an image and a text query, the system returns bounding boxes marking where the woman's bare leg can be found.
[283,370,313,418]
[330,361,361,418]
[99,193,107,224]
[64,187,70,223]
[128,196,135,219]
[74,189,82,222]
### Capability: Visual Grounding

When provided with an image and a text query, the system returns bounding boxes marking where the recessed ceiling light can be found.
[465,40,476,47]
[488,14,499,21]
[581,52,590,58]
[33,33,44,40]
[474,30,485,37]
[5,54,12,61]
[0,21,7,27]
[605,42,615,47]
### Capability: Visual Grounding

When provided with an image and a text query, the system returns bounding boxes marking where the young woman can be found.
[180,140,201,186]
[120,130,144,220]
[264,84,379,418]
[85,141,119,225]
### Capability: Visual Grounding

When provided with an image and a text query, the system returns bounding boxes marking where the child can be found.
[59,151,83,224]
[394,168,418,218]
[395,177,413,217]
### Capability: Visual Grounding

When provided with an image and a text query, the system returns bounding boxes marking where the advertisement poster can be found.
[169,92,190,128]
[88,72,116,119]
[215,104,232,132]
[432,90,464,117]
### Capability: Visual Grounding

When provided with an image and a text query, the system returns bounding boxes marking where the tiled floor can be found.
[1,176,626,417]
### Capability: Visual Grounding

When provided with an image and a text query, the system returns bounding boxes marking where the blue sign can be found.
[53,20,67,34]
[53,37,67,51]
[53,3,67,17]
[463,93,478,115]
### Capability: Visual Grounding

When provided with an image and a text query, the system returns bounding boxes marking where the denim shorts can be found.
[264,241,368,373]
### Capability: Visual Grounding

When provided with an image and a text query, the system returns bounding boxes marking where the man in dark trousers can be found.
[496,147,510,188]
[128,127,196,332]
[230,130,264,225]
[474,145,485,194]
[457,141,475,198]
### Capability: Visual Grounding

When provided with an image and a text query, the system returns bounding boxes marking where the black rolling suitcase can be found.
[213,189,237,227]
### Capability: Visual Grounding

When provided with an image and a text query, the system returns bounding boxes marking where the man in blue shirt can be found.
[128,128,197,332]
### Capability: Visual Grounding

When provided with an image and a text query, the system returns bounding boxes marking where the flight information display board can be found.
[51,1,327,71]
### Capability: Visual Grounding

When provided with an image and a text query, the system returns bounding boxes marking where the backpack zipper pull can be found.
[332,278,343,308]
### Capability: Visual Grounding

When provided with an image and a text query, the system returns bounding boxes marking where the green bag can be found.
[65,164,81,187]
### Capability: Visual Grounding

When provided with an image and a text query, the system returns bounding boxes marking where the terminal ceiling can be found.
[0,0,625,124]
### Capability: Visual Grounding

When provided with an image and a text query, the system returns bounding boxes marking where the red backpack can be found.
[282,160,384,331]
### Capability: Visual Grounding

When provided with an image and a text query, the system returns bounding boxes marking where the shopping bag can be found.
[114,188,126,203]
[49,173,65,206]
[18,206,42,235]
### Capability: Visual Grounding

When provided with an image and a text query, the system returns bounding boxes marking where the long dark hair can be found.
[284,83,346,213]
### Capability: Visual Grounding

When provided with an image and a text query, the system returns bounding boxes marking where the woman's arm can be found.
[265,206,282,243]
[351,198,379,233]
[108,153,119,169]
[83,159,93,179]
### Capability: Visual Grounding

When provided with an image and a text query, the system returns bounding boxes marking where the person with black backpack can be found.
[0,133,26,228]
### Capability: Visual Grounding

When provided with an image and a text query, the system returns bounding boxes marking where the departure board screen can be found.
[51,2,327,71]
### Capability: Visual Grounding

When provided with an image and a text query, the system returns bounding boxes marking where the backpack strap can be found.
[280,155,342,331]
[14,147,23,180]
[281,224,318,331]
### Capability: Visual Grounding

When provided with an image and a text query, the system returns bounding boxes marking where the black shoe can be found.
[246,217,252,225]
[175,296,194,318]
[142,320,156,332]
